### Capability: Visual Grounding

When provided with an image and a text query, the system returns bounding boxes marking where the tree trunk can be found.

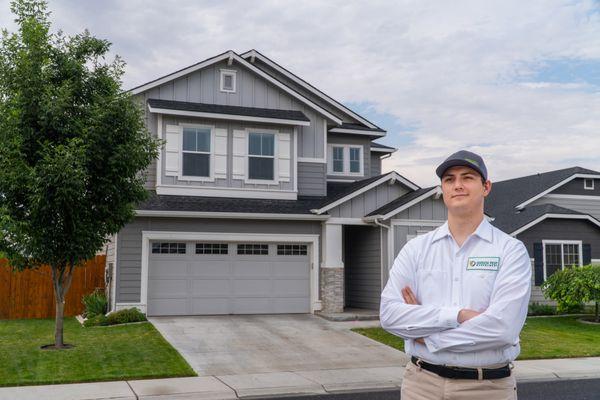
[50,263,75,348]
[55,298,65,347]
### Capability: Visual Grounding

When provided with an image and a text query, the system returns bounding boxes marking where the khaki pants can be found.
[401,360,518,400]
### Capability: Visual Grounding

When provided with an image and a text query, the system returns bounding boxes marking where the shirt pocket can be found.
[416,267,448,306]
[464,270,497,310]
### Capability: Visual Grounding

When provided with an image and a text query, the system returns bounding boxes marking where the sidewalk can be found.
[2,357,600,400]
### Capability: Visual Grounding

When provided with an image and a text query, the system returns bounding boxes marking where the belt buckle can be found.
[477,367,483,381]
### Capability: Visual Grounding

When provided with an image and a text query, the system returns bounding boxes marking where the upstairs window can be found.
[584,178,594,190]
[332,146,344,172]
[182,126,211,177]
[328,144,363,176]
[220,69,237,93]
[349,147,361,173]
[248,132,275,180]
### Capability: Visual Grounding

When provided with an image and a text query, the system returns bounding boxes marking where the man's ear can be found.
[483,180,492,197]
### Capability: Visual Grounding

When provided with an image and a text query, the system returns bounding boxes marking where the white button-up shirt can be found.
[380,217,531,367]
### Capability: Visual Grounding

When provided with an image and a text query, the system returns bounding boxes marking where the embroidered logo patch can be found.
[466,257,500,271]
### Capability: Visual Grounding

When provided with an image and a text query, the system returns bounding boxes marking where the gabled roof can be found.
[485,166,600,216]
[365,186,439,219]
[128,50,343,125]
[490,203,600,235]
[371,142,397,153]
[311,172,420,215]
[240,49,384,132]
[147,99,310,126]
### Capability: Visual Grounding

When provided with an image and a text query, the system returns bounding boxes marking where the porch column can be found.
[320,222,344,313]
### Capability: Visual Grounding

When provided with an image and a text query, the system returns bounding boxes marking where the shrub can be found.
[83,314,109,327]
[528,302,556,316]
[106,308,147,325]
[82,289,108,318]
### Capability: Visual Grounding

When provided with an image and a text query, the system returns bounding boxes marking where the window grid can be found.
[237,244,269,255]
[277,244,308,255]
[196,243,228,254]
[152,242,187,254]
[333,146,344,172]
[248,132,275,180]
[544,241,581,279]
[349,147,361,173]
[182,127,211,177]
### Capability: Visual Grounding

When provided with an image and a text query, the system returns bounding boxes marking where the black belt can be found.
[411,356,511,380]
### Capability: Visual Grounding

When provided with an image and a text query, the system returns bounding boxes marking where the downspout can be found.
[370,216,391,289]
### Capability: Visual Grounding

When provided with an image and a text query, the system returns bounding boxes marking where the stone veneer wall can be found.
[320,267,344,313]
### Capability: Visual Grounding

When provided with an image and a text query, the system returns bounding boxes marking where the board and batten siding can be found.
[530,196,600,221]
[551,178,600,196]
[370,154,382,177]
[328,183,410,218]
[344,225,381,310]
[297,162,327,196]
[115,217,321,303]
[139,60,327,160]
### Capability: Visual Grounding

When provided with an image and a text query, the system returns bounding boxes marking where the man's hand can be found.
[401,286,419,305]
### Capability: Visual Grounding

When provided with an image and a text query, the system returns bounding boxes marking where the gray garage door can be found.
[147,241,310,316]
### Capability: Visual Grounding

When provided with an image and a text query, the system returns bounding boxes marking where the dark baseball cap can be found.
[435,150,488,181]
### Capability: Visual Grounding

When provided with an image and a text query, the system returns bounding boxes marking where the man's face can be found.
[440,165,491,216]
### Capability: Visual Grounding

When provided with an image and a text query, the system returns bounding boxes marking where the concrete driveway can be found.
[150,314,408,376]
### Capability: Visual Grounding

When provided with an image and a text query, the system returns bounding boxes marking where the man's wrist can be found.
[439,306,461,328]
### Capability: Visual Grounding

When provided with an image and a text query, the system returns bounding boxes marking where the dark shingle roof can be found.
[138,192,327,215]
[334,122,386,133]
[147,99,310,122]
[371,142,396,150]
[366,187,437,217]
[485,166,600,217]
[317,172,395,210]
[490,203,588,234]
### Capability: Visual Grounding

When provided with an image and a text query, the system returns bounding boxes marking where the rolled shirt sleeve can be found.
[424,240,531,353]
[380,239,461,339]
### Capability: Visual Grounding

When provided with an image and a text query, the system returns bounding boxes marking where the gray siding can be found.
[344,225,381,310]
[391,196,448,221]
[158,115,296,191]
[370,153,381,177]
[531,196,600,221]
[552,178,600,196]
[116,217,321,303]
[516,218,600,260]
[298,162,326,196]
[326,133,371,181]
[140,61,327,160]
[329,182,409,218]
[392,225,439,261]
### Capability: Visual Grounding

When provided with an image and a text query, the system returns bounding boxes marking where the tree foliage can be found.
[542,264,600,322]
[0,0,159,346]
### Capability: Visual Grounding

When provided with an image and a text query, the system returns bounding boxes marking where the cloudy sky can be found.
[1,0,599,186]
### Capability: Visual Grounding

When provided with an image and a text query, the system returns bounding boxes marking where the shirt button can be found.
[454,278,459,282]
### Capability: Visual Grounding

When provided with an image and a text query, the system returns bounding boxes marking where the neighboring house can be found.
[105,49,599,317]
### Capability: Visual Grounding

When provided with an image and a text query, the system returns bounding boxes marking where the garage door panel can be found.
[149,261,188,277]
[272,298,310,313]
[148,298,188,316]
[190,260,230,277]
[232,262,271,277]
[232,298,273,314]
[149,279,188,297]
[232,279,271,296]
[272,279,309,296]
[191,298,230,315]
[191,279,231,296]
[274,261,310,277]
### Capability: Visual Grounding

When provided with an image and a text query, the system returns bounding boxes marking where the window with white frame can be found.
[182,126,211,177]
[220,69,236,93]
[584,178,594,190]
[248,132,275,180]
[328,144,363,175]
[543,240,582,280]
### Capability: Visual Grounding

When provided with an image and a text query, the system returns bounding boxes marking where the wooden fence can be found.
[0,255,106,319]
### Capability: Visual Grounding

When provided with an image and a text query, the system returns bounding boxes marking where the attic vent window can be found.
[220,69,236,93]
[584,178,594,190]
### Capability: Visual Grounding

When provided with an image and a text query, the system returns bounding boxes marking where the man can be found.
[380,150,531,400]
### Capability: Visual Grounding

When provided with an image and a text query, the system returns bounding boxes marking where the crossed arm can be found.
[379,240,531,353]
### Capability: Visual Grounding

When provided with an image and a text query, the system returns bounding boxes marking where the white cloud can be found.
[1,0,599,187]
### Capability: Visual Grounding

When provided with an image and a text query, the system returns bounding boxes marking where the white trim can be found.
[327,178,357,183]
[156,185,297,199]
[179,123,216,182]
[511,213,600,236]
[329,127,385,136]
[323,120,327,162]
[240,49,380,130]
[293,127,298,194]
[219,68,237,93]
[543,193,600,201]
[312,171,420,215]
[110,233,118,312]
[516,173,600,209]
[298,157,326,163]
[156,114,163,187]
[542,239,583,281]
[390,219,446,227]
[327,144,364,177]
[148,105,310,127]
[132,51,343,124]
[140,231,320,314]
[371,147,396,153]
[388,219,394,271]
[584,178,594,190]
[326,217,370,225]
[135,209,329,220]
[365,187,442,221]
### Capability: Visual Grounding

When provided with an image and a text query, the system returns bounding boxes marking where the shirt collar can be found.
[432,217,493,244]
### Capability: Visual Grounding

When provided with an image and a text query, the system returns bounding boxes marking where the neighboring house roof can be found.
[490,203,600,236]
[485,166,600,216]
[147,99,310,125]
[329,122,386,136]
[128,50,343,125]
[365,186,439,219]
[312,172,420,214]
[370,142,397,153]
[240,49,383,131]
[136,192,328,219]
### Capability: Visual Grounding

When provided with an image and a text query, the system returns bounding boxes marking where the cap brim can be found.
[436,159,484,179]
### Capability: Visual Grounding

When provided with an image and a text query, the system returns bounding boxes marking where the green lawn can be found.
[353,316,600,360]
[0,318,196,387]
